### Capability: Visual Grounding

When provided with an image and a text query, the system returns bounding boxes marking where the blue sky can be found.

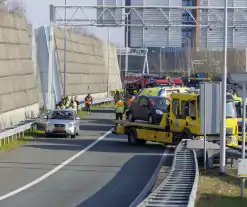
[24,0,124,46]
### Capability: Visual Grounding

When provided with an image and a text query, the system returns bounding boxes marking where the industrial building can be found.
[126,0,182,48]
[200,0,247,49]
[97,0,247,75]
[97,0,247,49]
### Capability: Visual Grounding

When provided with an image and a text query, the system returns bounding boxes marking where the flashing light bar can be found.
[189,78,211,81]
[185,88,200,93]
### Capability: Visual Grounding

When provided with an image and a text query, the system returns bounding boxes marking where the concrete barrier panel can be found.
[0,12,39,128]
[53,27,122,101]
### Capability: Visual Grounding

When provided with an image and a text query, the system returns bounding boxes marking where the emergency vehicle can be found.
[124,74,184,94]
[188,73,211,88]
[231,93,247,143]
[113,91,238,147]
[137,87,188,99]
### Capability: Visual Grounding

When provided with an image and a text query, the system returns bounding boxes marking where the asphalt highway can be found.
[0,109,172,207]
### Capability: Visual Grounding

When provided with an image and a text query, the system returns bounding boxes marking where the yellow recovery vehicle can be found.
[231,93,247,143]
[114,91,238,147]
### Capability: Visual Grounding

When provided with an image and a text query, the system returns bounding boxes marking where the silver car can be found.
[45,109,80,138]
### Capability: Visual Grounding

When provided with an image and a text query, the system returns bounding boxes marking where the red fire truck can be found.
[124,74,183,94]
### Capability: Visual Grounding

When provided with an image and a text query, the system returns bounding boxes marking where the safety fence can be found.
[0,120,36,147]
[225,146,247,168]
[137,141,199,207]
[0,98,114,148]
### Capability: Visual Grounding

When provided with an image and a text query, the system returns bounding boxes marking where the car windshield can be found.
[50,111,75,120]
[198,100,237,118]
[235,102,247,118]
[226,101,237,118]
[150,97,170,107]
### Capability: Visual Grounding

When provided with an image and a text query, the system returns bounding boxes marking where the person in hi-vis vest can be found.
[115,99,124,120]
[85,94,93,114]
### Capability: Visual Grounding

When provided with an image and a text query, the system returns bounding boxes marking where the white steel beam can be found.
[51,5,247,28]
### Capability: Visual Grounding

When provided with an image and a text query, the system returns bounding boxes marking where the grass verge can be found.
[0,131,34,152]
[196,167,247,207]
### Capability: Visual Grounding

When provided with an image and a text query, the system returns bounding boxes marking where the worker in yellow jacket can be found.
[115,99,125,120]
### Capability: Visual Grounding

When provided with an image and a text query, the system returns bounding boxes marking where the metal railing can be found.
[137,141,199,207]
[0,120,36,147]
[226,146,247,163]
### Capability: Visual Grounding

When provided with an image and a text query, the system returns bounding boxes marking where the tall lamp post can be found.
[63,0,67,97]
[159,47,165,76]
[125,13,129,77]
[181,37,191,81]
[220,0,228,175]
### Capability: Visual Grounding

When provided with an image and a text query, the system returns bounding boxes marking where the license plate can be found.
[55,127,65,132]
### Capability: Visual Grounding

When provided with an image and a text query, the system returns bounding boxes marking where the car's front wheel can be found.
[71,128,76,138]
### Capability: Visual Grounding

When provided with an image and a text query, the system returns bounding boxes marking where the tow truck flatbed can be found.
[113,120,174,145]
[113,120,168,131]
[113,120,237,147]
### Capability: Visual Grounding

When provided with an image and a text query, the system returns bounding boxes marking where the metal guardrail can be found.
[226,147,247,159]
[0,120,36,147]
[187,149,199,207]
[137,141,198,207]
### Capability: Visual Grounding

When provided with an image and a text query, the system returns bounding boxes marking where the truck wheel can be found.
[71,128,76,138]
[182,131,193,140]
[128,128,138,145]
[137,139,146,145]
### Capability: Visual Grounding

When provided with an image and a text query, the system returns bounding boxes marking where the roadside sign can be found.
[238,159,247,177]
[200,82,222,134]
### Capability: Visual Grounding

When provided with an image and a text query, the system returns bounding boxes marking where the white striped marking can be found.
[0,129,113,201]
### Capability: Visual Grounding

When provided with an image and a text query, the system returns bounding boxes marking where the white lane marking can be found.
[0,129,113,201]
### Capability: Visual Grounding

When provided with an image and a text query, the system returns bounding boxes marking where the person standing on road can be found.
[114,90,123,103]
[85,94,93,115]
[75,96,80,111]
[128,95,135,106]
[115,99,125,121]
[114,99,125,131]
[72,100,78,113]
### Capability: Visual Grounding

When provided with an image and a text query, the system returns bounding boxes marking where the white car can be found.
[45,109,80,138]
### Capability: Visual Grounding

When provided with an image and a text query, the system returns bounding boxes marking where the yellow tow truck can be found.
[114,91,238,147]
[231,93,247,143]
